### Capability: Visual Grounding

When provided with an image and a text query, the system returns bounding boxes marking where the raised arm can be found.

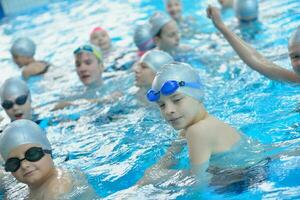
[207,6,300,83]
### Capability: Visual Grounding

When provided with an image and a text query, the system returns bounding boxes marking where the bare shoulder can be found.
[47,169,73,198]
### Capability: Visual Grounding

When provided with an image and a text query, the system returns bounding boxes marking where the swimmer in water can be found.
[0,119,97,199]
[233,0,258,23]
[149,11,192,58]
[139,62,264,186]
[89,27,113,58]
[52,43,122,110]
[10,37,51,79]
[163,0,197,38]
[0,78,33,122]
[134,23,156,57]
[207,6,300,83]
[0,77,77,129]
[133,50,174,104]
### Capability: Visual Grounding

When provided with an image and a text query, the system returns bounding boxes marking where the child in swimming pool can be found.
[0,77,78,129]
[207,6,300,83]
[149,12,192,58]
[52,43,122,110]
[89,27,113,58]
[0,119,97,200]
[1,78,33,122]
[163,0,197,37]
[233,0,258,23]
[10,37,51,79]
[133,50,174,104]
[139,62,264,185]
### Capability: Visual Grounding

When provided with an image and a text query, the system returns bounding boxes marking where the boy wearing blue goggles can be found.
[139,62,256,185]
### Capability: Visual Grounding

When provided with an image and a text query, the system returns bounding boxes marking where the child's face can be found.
[75,52,103,86]
[12,54,32,68]
[157,92,202,130]
[3,93,32,121]
[7,144,54,187]
[156,21,180,52]
[90,31,111,51]
[166,0,182,21]
[289,44,300,76]
[133,62,156,88]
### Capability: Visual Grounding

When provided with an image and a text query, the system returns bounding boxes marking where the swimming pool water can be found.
[0,0,299,199]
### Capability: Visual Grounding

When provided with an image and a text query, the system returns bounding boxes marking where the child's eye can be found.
[84,60,92,65]
[159,103,165,109]
[173,98,182,103]
[75,62,81,68]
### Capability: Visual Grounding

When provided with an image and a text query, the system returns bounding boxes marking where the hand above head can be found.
[206,5,224,28]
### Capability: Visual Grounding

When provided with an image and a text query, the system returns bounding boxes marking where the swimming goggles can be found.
[4,147,52,172]
[73,44,102,61]
[146,80,202,102]
[1,92,29,110]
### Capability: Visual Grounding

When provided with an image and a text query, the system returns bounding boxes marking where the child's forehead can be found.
[158,92,184,102]
[8,143,41,157]
[75,52,95,61]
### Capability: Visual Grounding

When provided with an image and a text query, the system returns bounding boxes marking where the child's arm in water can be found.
[51,91,122,111]
[206,6,300,83]
[138,137,186,186]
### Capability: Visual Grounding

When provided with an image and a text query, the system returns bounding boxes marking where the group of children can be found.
[0,0,299,199]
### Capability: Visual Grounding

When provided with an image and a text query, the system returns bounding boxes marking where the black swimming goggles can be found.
[1,92,29,110]
[4,147,52,173]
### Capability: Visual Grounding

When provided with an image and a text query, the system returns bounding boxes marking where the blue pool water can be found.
[0,0,300,199]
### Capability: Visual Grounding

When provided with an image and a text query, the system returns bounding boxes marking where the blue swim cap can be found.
[234,0,258,21]
[0,119,51,161]
[289,27,300,48]
[140,50,174,72]
[0,77,30,103]
[152,62,204,102]
[149,12,173,37]
[10,37,36,57]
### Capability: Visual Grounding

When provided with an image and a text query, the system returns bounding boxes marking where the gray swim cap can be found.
[289,27,300,48]
[0,119,51,161]
[234,0,258,21]
[0,77,30,103]
[149,12,173,36]
[10,37,36,57]
[140,50,174,72]
[152,62,204,101]
[134,23,156,51]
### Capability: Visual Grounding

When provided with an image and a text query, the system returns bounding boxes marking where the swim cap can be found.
[0,77,30,103]
[289,27,300,48]
[90,27,106,36]
[152,62,204,101]
[149,11,173,36]
[140,50,174,72]
[134,23,156,52]
[0,119,51,161]
[73,43,103,61]
[10,37,36,57]
[234,0,258,21]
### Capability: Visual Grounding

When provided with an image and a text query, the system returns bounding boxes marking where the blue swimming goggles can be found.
[146,80,202,102]
[73,44,102,61]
